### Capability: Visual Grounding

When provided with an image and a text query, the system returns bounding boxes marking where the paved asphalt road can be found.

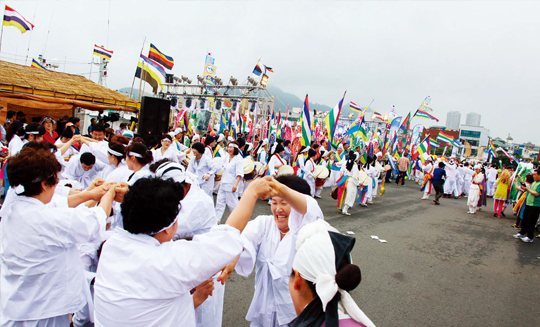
[220,181,540,327]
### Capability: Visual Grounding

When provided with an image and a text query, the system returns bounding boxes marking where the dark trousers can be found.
[434,184,444,203]
[395,171,406,185]
[519,205,540,239]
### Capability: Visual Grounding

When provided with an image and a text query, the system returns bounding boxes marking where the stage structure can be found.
[159,75,277,138]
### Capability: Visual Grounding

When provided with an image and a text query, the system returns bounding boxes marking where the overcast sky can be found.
[2,0,539,144]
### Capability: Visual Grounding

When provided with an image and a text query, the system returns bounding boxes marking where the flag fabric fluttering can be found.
[300,95,312,146]
[489,140,497,155]
[399,112,411,134]
[496,147,516,163]
[324,92,346,145]
[429,138,440,148]
[252,62,264,76]
[31,59,46,70]
[417,96,431,111]
[3,5,34,34]
[135,55,167,93]
[148,43,174,70]
[436,131,454,144]
[265,66,274,73]
[349,101,363,113]
[414,109,439,122]
[372,111,384,121]
[416,137,430,163]
[93,45,113,60]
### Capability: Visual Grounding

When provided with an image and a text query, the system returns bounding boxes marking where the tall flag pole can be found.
[300,95,312,146]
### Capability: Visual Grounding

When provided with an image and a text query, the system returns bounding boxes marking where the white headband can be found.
[25,131,40,135]
[108,148,124,157]
[129,151,143,158]
[229,143,239,149]
[150,215,179,235]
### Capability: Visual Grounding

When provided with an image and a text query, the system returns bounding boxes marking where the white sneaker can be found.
[513,233,523,239]
[520,236,533,243]
[342,211,351,216]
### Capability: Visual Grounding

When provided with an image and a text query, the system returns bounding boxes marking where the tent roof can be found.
[0,60,139,111]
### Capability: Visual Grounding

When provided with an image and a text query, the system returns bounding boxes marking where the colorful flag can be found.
[489,140,497,155]
[300,95,312,146]
[93,45,113,60]
[31,59,46,70]
[416,137,430,162]
[135,54,166,93]
[399,112,411,134]
[436,131,454,144]
[414,109,439,122]
[429,138,440,148]
[324,92,346,145]
[265,65,274,73]
[417,96,431,111]
[148,43,174,70]
[3,5,34,34]
[372,111,384,121]
[349,101,362,113]
[252,62,263,76]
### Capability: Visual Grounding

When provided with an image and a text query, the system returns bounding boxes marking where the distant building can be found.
[445,111,461,130]
[465,112,481,126]
[459,125,490,151]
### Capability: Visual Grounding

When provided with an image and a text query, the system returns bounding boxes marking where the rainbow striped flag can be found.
[324,92,346,146]
[93,45,113,60]
[429,138,440,148]
[31,59,46,70]
[149,43,174,70]
[3,5,34,34]
[489,140,497,155]
[436,131,454,144]
[414,109,439,122]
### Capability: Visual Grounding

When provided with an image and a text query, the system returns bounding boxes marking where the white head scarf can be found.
[293,220,376,327]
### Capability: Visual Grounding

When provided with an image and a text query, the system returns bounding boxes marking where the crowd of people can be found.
[0,110,377,327]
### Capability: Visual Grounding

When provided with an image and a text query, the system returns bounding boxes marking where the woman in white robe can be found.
[467,165,484,214]
[151,135,179,164]
[294,146,308,178]
[229,174,324,327]
[124,142,154,185]
[154,161,224,327]
[188,142,217,198]
[215,141,244,222]
[267,144,286,177]
[302,149,318,197]
[257,139,269,165]
[342,152,360,216]
[364,157,378,204]
[94,175,277,327]
[204,135,217,159]
[0,146,115,327]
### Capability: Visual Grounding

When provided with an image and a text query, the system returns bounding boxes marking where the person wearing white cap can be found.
[443,159,459,198]
[257,139,269,165]
[467,165,484,213]
[303,149,318,197]
[214,134,226,158]
[288,220,376,327]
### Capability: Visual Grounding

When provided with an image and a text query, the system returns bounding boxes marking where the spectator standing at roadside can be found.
[395,152,410,186]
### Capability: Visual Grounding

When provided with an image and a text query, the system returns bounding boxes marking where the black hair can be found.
[23,123,46,140]
[125,142,153,165]
[108,142,126,163]
[229,141,240,155]
[23,141,57,153]
[6,110,15,119]
[6,120,23,142]
[346,151,355,171]
[275,174,311,196]
[80,152,96,166]
[284,140,291,147]
[526,173,534,184]
[121,178,185,235]
[16,111,26,118]
[312,143,320,150]
[439,162,445,168]
[204,135,215,146]
[237,137,246,148]
[295,146,307,163]
[69,117,80,124]
[7,146,61,197]
[191,142,205,155]
[149,158,170,173]
[272,144,285,157]
[307,149,317,159]
[464,162,469,167]
[61,127,74,139]
[91,123,105,133]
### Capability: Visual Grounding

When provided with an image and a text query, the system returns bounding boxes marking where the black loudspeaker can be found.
[166,74,174,83]
[139,96,171,137]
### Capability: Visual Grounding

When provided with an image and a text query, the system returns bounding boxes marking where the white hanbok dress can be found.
[0,195,107,326]
[126,164,153,186]
[235,195,324,327]
[467,173,484,213]
[94,225,243,327]
[187,154,217,198]
[303,158,316,196]
[152,146,180,164]
[63,154,107,189]
[215,154,244,222]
